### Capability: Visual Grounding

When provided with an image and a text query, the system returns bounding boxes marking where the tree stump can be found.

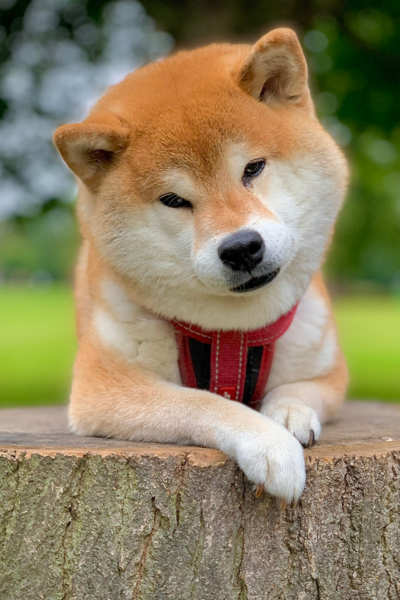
[0,401,399,600]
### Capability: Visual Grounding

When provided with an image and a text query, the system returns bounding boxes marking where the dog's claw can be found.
[309,429,317,446]
[302,429,317,448]
[279,498,288,511]
[291,499,299,509]
[255,484,264,498]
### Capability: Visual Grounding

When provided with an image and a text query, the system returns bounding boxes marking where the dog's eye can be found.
[243,159,266,184]
[159,193,193,209]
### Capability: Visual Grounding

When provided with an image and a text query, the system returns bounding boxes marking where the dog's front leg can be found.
[260,275,348,447]
[70,337,306,502]
[260,356,348,447]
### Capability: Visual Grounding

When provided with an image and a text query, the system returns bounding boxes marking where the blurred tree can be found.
[0,0,172,279]
[0,0,399,286]
[0,0,172,219]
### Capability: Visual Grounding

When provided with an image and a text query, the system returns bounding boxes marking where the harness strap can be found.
[170,304,298,408]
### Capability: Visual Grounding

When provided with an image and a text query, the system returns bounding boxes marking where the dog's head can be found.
[54,29,348,329]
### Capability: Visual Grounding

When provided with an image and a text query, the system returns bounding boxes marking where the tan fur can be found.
[54,29,348,502]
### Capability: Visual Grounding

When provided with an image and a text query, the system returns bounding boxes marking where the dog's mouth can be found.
[230,268,280,293]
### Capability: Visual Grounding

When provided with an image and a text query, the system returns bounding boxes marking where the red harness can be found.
[170,304,298,409]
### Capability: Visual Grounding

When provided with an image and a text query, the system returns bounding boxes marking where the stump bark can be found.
[0,401,399,600]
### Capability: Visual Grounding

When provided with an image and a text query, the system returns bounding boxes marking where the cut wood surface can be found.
[0,401,399,600]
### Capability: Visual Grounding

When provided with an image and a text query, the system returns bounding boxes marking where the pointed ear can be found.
[53,112,130,183]
[236,28,313,113]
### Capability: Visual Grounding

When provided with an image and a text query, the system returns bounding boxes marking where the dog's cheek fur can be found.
[87,192,195,292]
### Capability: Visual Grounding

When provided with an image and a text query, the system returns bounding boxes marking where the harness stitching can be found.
[214,331,220,393]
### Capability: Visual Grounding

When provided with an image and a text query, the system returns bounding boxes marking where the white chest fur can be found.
[93,279,181,384]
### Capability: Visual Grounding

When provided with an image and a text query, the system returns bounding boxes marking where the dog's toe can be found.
[263,398,321,448]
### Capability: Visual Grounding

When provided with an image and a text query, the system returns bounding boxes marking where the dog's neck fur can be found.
[84,241,313,332]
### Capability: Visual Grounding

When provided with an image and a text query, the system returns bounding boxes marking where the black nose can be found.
[218,229,265,272]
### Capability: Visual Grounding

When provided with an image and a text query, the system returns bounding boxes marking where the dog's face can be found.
[55,29,348,328]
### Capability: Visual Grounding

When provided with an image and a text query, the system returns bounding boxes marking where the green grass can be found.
[333,296,400,401]
[0,285,399,407]
[0,285,76,407]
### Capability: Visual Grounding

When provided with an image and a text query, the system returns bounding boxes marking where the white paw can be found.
[261,397,321,447]
[228,420,306,502]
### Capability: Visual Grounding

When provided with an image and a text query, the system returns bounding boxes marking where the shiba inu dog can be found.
[54,28,348,503]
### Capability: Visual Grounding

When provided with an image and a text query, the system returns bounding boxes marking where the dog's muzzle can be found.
[230,268,280,293]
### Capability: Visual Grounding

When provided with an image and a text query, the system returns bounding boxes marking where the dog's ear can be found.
[54,112,130,184]
[236,28,313,114]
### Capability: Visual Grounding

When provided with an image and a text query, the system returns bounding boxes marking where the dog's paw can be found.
[233,422,306,502]
[261,397,321,447]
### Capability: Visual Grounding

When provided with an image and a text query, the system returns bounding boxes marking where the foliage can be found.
[0,0,172,220]
[0,202,79,280]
